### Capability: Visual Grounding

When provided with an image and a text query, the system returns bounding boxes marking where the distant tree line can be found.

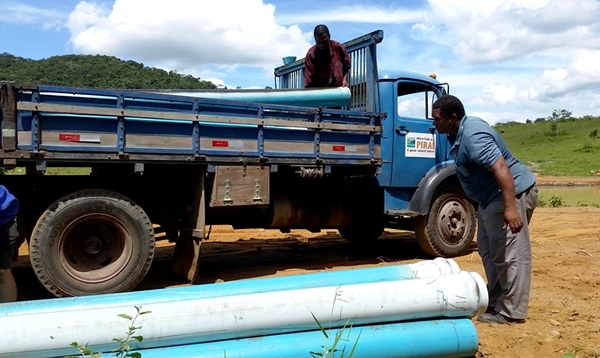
[494,108,600,145]
[497,109,599,128]
[0,53,217,89]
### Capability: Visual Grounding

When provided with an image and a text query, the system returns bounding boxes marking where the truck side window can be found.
[396,84,433,119]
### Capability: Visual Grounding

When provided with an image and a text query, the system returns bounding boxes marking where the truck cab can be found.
[274,30,476,257]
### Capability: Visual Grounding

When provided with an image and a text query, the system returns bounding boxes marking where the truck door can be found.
[391,80,445,188]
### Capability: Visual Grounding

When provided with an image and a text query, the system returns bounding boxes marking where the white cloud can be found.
[402,0,600,123]
[66,0,310,84]
[0,2,65,29]
[477,83,518,105]
[417,0,600,64]
[528,51,600,101]
[277,5,424,25]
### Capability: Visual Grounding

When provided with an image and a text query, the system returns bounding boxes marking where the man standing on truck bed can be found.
[432,95,538,325]
[304,24,351,88]
[0,184,19,302]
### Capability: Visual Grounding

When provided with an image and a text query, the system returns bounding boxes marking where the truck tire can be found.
[414,188,476,257]
[29,189,155,297]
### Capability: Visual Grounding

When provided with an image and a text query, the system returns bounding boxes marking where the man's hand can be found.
[489,155,523,234]
[503,205,523,234]
[342,75,349,87]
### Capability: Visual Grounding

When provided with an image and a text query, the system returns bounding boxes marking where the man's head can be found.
[432,95,465,136]
[314,24,331,51]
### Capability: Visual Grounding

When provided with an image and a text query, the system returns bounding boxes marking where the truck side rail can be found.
[273,30,383,112]
[0,82,383,167]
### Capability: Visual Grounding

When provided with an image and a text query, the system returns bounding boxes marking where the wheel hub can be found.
[82,236,103,255]
[59,213,133,283]
[438,201,467,242]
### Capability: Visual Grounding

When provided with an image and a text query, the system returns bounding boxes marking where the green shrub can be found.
[548,194,564,207]
[65,306,151,358]
[536,195,548,207]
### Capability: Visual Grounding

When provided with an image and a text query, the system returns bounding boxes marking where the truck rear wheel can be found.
[415,188,476,257]
[29,190,155,297]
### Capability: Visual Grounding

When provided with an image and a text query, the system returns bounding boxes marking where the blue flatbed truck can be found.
[0,30,475,298]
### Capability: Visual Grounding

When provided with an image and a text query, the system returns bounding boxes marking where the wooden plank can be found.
[264,141,313,153]
[209,166,270,207]
[1,83,17,150]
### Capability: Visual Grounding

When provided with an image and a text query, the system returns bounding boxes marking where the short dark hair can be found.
[433,95,465,119]
[314,24,330,38]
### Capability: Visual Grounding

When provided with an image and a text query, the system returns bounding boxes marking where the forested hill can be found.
[0,53,217,89]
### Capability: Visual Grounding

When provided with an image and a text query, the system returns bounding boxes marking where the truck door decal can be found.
[405,132,436,158]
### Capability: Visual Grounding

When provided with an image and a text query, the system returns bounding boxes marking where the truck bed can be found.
[0,82,382,168]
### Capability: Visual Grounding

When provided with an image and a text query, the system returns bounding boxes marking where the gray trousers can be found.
[477,184,538,319]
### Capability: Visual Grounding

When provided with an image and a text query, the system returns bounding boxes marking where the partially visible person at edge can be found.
[0,184,19,303]
[432,95,538,325]
[304,24,351,88]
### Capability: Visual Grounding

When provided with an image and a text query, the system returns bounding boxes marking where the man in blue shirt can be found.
[432,95,537,324]
[0,184,19,302]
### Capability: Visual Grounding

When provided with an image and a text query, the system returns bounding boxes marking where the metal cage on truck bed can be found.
[274,30,383,112]
[0,82,383,169]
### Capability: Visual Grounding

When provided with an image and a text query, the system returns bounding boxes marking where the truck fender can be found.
[408,162,460,215]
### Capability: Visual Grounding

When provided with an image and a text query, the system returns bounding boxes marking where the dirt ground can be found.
[11,176,600,358]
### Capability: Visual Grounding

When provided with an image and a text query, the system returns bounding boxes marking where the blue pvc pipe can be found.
[0,258,459,315]
[131,318,478,358]
[149,87,352,108]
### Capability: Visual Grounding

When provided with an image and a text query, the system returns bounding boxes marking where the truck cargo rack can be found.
[0,82,382,167]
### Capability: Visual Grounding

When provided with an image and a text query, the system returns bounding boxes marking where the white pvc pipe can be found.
[1,258,460,316]
[0,271,487,357]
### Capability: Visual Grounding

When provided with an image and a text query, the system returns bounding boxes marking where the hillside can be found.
[0,53,217,89]
[495,116,600,176]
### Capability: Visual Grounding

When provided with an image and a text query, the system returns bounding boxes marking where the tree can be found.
[547,109,572,122]
[546,109,572,136]
[590,129,598,142]
[0,53,218,90]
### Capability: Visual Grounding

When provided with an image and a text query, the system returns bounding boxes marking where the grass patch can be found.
[495,117,600,176]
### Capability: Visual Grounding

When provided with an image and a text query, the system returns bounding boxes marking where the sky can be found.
[1,0,600,125]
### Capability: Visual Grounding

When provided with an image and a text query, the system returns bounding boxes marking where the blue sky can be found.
[1,0,600,124]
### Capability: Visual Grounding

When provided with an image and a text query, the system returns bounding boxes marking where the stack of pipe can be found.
[0,258,487,358]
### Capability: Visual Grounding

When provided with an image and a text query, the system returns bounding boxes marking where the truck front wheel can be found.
[414,189,476,257]
[29,190,155,297]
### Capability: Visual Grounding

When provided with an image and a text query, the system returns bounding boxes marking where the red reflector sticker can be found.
[332,145,346,152]
[212,140,229,147]
[59,134,80,142]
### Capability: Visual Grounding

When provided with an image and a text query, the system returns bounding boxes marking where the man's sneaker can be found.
[477,311,525,324]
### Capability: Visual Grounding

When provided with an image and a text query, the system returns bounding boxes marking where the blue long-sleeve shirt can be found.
[0,185,19,226]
